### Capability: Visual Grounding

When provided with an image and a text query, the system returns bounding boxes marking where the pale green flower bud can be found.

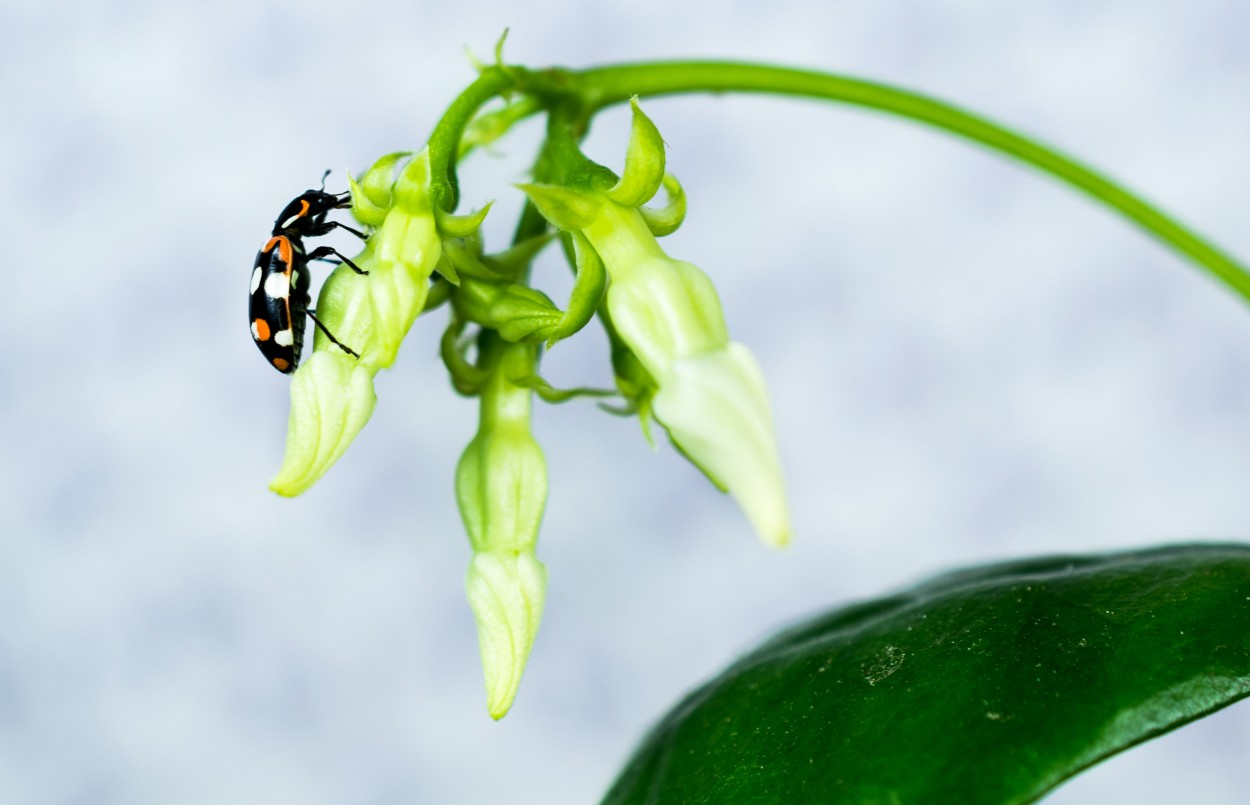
[367,149,442,366]
[452,277,562,344]
[580,199,791,547]
[271,150,453,496]
[523,182,790,544]
[268,259,379,495]
[514,100,795,546]
[455,337,549,718]
[269,349,377,496]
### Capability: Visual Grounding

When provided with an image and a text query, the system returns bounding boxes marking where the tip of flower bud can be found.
[268,350,378,496]
[465,552,548,720]
[394,148,435,212]
[349,151,412,227]
[652,343,792,549]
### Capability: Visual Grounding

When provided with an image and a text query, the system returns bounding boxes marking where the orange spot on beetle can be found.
[271,357,290,371]
[297,199,310,217]
[253,318,271,341]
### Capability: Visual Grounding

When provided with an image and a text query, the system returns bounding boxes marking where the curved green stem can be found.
[545,61,1250,305]
[426,67,523,212]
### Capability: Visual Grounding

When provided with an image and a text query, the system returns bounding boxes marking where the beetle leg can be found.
[308,220,369,240]
[305,245,368,275]
[306,310,361,359]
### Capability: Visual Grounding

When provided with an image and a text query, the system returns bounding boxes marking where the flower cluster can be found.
[267,101,790,718]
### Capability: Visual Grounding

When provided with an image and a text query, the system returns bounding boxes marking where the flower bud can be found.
[271,150,451,496]
[539,189,792,546]
[269,349,377,496]
[452,277,563,345]
[367,149,443,365]
[591,205,790,545]
[652,343,790,546]
[520,100,795,545]
[455,337,549,717]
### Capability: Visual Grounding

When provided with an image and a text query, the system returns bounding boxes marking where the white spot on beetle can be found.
[265,272,290,299]
[250,266,262,294]
[281,215,300,229]
[274,328,294,347]
[250,320,262,340]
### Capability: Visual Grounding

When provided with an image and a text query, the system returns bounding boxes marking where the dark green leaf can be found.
[603,544,1250,805]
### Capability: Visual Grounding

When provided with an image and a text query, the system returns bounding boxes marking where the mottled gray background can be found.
[3,1,1250,802]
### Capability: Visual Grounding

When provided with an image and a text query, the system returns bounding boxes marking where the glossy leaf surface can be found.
[604,544,1250,804]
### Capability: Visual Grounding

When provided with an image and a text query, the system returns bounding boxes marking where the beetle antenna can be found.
[319,169,331,191]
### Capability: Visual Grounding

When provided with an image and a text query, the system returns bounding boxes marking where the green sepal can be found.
[508,373,619,404]
[547,232,606,346]
[434,253,462,286]
[464,29,511,73]
[437,201,493,239]
[459,96,542,159]
[491,28,510,71]
[516,182,603,230]
[605,98,667,208]
[639,172,687,237]
[348,151,411,227]
[452,277,562,344]
[441,319,490,396]
[596,400,639,417]
[609,335,659,448]
[422,277,452,312]
[480,233,555,280]
[444,238,511,282]
[595,298,660,446]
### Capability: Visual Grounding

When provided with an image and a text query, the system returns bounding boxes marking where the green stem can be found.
[426,67,522,212]
[547,61,1250,305]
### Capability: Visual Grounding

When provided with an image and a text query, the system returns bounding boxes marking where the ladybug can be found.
[249,172,369,374]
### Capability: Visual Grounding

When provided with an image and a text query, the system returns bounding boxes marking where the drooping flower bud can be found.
[520,100,792,547]
[587,201,791,547]
[455,335,549,718]
[366,149,443,366]
[272,148,476,496]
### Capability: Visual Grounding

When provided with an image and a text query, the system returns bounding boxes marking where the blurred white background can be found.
[2,1,1249,802]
